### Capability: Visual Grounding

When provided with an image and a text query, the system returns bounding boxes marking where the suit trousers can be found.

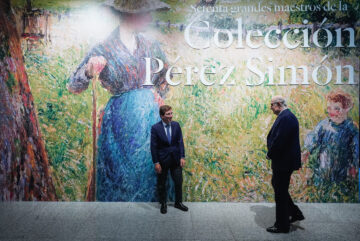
[157,164,183,204]
[271,169,302,229]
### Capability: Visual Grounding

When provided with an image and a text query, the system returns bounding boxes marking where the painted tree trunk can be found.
[0,0,56,201]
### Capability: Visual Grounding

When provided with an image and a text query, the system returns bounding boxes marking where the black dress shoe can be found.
[290,213,305,223]
[174,202,188,211]
[160,203,167,214]
[266,226,289,233]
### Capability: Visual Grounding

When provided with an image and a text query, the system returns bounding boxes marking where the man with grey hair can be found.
[266,96,304,233]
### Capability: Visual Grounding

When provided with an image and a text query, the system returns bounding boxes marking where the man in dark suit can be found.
[266,96,305,233]
[151,105,188,214]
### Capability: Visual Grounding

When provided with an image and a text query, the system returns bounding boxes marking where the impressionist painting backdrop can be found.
[0,0,359,202]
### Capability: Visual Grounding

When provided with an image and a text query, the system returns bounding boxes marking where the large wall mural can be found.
[0,0,359,202]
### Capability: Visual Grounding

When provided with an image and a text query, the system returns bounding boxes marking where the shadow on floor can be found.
[250,205,305,233]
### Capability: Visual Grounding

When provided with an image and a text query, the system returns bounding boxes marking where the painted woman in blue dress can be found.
[68,0,172,201]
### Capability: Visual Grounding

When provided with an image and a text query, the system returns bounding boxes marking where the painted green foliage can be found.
[15,0,359,201]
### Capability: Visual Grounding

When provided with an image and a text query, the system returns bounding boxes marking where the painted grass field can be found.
[21,0,359,201]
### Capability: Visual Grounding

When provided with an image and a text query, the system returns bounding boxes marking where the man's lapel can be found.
[269,113,280,138]
[170,122,176,144]
[158,121,168,143]
[269,109,287,138]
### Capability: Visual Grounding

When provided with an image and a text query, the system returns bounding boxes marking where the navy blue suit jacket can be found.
[151,121,185,167]
[267,109,301,171]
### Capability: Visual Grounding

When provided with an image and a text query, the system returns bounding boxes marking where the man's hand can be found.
[155,163,162,174]
[180,158,186,168]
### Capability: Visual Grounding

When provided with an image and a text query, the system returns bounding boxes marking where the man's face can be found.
[327,101,349,124]
[161,109,173,124]
[270,101,281,115]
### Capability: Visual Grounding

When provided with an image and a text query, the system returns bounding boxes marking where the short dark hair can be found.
[159,105,172,116]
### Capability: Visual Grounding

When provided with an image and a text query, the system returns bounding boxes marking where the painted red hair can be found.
[326,89,353,109]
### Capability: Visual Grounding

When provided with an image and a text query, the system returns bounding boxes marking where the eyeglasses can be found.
[270,103,277,106]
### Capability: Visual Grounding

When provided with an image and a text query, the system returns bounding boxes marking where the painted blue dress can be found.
[68,27,169,201]
[304,118,359,184]
[304,117,359,201]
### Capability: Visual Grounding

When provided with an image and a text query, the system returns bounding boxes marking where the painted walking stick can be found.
[85,56,106,201]
[86,74,98,201]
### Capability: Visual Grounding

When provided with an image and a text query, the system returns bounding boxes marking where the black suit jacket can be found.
[267,109,301,171]
[151,121,185,168]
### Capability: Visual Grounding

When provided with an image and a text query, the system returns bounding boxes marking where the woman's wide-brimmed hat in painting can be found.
[103,0,170,14]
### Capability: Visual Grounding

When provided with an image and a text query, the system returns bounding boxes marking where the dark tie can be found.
[165,124,171,144]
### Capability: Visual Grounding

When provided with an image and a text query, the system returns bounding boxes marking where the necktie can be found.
[165,124,171,143]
